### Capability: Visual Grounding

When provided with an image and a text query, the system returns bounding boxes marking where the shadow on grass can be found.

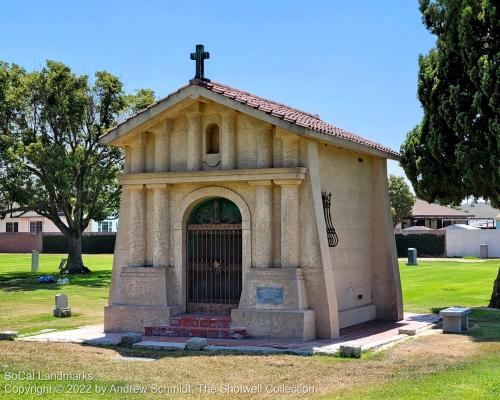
[466,309,500,343]
[0,270,111,292]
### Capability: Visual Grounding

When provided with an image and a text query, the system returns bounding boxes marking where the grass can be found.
[0,310,498,399]
[399,259,499,313]
[0,254,112,334]
[0,253,499,399]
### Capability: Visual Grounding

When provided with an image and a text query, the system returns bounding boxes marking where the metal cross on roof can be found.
[190,44,210,81]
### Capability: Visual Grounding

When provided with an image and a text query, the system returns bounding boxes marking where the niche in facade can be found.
[205,123,220,154]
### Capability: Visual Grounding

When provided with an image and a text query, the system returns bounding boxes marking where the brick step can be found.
[170,313,232,329]
[144,325,246,339]
[144,313,246,339]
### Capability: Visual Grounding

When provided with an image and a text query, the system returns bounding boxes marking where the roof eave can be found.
[100,84,400,160]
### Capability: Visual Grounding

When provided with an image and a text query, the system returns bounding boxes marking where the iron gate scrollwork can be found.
[187,198,242,313]
[321,192,339,247]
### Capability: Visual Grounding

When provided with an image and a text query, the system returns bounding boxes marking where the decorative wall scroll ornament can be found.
[321,192,339,247]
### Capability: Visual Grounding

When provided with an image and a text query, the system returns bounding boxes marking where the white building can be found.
[0,212,117,234]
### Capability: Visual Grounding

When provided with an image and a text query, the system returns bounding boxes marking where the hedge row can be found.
[395,234,445,257]
[42,234,116,254]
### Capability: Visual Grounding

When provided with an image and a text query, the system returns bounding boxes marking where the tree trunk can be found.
[489,267,500,309]
[67,235,86,274]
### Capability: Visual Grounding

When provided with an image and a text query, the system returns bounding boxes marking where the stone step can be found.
[144,325,246,339]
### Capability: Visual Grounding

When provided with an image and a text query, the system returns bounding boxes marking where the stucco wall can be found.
[105,97,401,336]
[446,229,500,257]
[318,145,373,312]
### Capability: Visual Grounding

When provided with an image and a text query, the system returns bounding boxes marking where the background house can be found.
[0,213,118,253]
[460,201,499,228]
[401,199,473,229]
[0,212,117,234]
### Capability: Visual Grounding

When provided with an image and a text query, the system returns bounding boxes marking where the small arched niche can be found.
[205,123,220,154]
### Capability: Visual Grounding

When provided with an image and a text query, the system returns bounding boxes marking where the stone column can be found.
[220,112,236,169]
[250,180,273,268]
[128,185,146,267]
[186,112,202,171]
[275,180,301,268]
[151,120,171,172]
[130,133,147,173]
[148,184,170,268]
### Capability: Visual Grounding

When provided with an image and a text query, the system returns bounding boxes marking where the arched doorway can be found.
[186,197,242,314]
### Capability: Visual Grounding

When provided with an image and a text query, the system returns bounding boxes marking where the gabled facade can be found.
[100,79,403,340]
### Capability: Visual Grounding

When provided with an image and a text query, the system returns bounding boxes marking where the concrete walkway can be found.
[17,325,124,345]
[16,313,441,355]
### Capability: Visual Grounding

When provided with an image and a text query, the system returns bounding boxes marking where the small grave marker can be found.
[406,248,418,266]
[53,294,71,318]
[31,250,39,272]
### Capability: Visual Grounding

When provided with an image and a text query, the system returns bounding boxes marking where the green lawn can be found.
[0,254,112,334]
[0,253,499,399]
[0,254,498,334]
[399,259,499,313]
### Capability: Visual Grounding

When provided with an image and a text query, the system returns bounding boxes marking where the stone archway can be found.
[172,187,252,311]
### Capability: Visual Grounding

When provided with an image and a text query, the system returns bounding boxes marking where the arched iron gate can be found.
[186,198,242,314]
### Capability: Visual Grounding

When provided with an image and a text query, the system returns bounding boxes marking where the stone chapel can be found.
[101,46,403,340]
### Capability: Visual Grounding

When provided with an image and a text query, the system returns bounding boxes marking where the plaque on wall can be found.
[256,286,284,304]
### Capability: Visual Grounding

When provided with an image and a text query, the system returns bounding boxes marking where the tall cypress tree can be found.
[401,0,499,307]
[401,0,498,207]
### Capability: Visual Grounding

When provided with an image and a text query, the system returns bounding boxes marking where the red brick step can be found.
[144,313,246,339]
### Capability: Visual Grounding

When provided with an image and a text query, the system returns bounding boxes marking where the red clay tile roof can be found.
[201,81,399,157]
[106,80,399,157]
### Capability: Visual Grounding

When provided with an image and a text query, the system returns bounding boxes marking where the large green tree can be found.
[388,175,415,227]
[401,0,499,307]
[0,60,154,273]
[401,0,498,207]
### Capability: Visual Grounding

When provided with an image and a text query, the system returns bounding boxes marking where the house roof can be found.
[459,202,500,219]
[412,199,473,218]
[101,79,399,159]
[440,224,480,230]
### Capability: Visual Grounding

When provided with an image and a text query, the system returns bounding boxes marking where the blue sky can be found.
[0,1,435,181]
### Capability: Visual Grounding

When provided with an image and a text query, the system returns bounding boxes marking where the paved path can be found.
[17,324,123,345]
[16,313,441,355]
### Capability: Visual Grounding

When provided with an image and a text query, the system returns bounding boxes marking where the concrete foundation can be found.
[104,305,183,333]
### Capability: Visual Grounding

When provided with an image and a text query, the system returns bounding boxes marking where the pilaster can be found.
[151,120,171,172]
[220,112,237,169]
[128,184,146,267]
[275,179,301,268]
[147,184,170,268]
[249,180,273,268]
[129,133,147,173]
[186,112,202,171]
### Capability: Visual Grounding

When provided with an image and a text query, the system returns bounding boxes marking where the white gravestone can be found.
[53,294,71,318]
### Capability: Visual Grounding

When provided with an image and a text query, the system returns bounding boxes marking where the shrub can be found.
[43,234,116,254]
[395,234,445,257]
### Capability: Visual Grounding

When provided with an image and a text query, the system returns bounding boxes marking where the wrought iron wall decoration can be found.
[321,192,339,247]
